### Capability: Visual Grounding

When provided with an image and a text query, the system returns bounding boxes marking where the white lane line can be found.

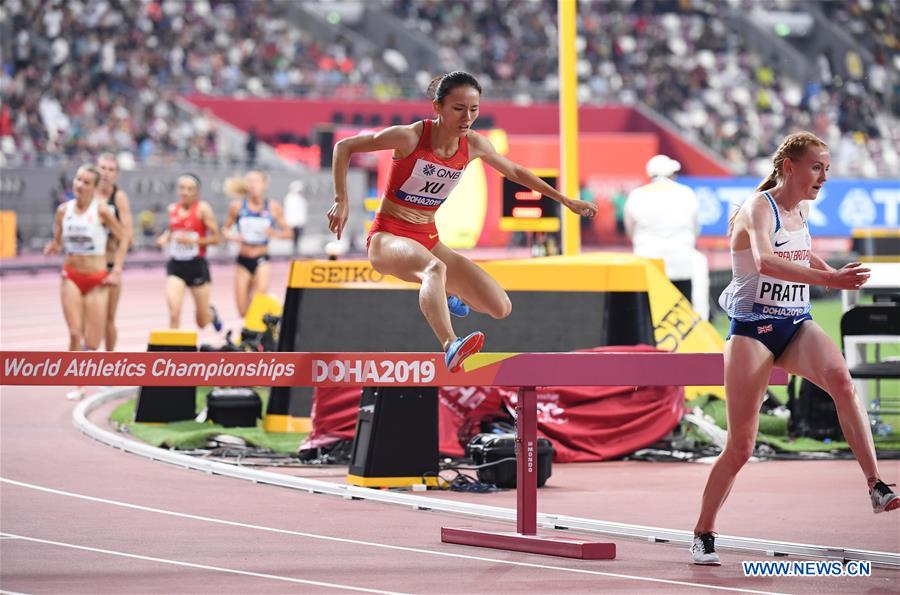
[0,532,408,595]
[0,477,785,595]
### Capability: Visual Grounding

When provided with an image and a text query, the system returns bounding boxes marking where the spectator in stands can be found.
[245,128,259,167]
[624,154,700,303]
[283,180,309,255]
[610,187,628,239]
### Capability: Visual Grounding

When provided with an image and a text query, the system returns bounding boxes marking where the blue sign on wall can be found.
[681,177,900,237]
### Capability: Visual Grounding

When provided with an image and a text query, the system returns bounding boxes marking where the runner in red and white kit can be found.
[156,174,222,330]
[328,71,597,371]
[44,164,128,399]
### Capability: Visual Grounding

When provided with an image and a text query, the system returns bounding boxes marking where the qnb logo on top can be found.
[396,158,465,207]
[312,358,437,384]
[420,161,461,180]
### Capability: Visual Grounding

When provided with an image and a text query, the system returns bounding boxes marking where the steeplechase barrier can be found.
[2,350,787,559]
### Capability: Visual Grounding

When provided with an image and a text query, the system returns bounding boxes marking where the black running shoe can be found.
[690,532,721,565]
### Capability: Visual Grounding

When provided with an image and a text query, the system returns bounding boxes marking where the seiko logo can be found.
[654,296,701,352]
[309,265,384,284]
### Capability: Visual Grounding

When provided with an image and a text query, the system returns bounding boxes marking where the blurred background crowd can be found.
[1,0,896,177]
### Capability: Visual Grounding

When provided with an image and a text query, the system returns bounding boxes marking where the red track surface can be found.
[2,264,899,593]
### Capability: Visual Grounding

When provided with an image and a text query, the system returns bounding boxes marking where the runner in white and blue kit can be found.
[224,170,292,317]
[690,132,898,566]
[719,189,813,359]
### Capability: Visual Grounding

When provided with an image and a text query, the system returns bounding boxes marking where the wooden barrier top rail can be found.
[1,351,788,387]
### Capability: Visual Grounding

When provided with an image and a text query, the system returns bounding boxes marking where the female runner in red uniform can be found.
[44,165,128,398]
[328,71,597,371]
[156,174,222,330]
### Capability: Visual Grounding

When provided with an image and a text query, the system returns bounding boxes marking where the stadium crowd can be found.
[387,0,898,178]
[0,0,386,166]
[1,0,896,177]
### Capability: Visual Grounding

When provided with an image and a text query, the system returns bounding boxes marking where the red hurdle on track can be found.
[0,350,788,560]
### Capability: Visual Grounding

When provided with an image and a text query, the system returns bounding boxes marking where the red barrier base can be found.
[441,527,616,560]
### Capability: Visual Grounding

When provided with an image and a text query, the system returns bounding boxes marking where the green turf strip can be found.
[697,396,900,452]
[109,387,307,454]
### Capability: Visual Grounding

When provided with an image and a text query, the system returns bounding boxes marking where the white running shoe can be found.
[691,533,721,565]
[65,388,86,401]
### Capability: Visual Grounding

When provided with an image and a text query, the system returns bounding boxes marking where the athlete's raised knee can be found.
[489,295,512,319]
[422,258,447,282]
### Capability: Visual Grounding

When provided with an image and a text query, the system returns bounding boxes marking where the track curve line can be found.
[72,389,900,568]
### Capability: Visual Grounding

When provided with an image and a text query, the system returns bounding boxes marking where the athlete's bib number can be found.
[395,158,464,208]
[63,218,102,255]
[238,217,271,245]
[170,230,200,260]
[64,234,95,254]
[753,275,808,317]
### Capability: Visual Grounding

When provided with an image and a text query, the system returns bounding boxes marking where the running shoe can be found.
[447,295,470,318]
[870,480,900,514]
[445,331,485,373]
[690,533,721,565]
[209,304,223,332]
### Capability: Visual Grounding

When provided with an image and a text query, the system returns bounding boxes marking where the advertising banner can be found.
[682,177,900,237]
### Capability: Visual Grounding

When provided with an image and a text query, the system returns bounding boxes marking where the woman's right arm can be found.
[222,200,241,242]
[156,205,171,247]
[43,205,65,255]
[198,201,220,246]
[328,125,417,239]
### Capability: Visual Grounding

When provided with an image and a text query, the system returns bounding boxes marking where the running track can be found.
[2,263,898,593]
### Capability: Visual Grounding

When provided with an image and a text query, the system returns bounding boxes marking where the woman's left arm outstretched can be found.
[469,133,598,218]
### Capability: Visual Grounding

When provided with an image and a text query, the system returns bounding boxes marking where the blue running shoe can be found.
[447,295,470,317]
[445,331,485,372]
[209,305,223,332]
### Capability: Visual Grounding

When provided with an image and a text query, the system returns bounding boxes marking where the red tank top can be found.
[383,120,469,211]
[168,201,207,258]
